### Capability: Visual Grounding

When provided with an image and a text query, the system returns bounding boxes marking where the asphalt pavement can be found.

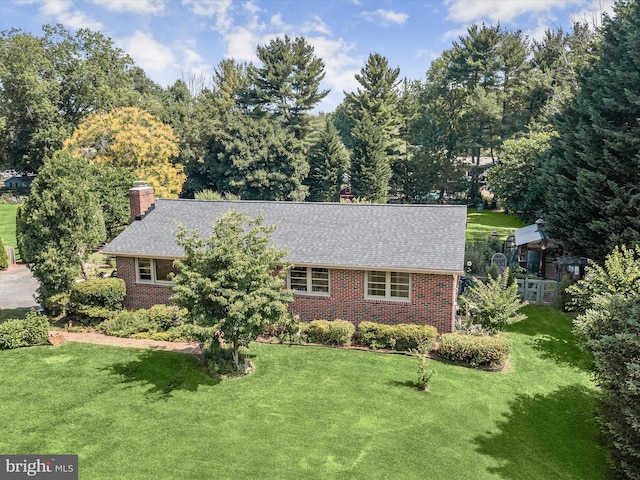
[0,264,39,309]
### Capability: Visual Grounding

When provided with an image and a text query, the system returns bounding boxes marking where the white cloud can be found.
[302,16,331,35]
[183,0,233,29]
[361,9,409,26]
[38,0,103,30]
[307,35,362,110]
[121,30,175,73]
[445,0,580,23]
[92,0,167,15]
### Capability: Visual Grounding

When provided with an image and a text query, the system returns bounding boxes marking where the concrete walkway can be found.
[54,331,202,355]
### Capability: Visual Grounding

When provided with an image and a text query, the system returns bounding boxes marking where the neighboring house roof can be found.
[103,199,467,274]
[3,176,32,187]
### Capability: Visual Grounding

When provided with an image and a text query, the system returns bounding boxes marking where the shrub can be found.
[74,305,115,325]
[356,322,437,352]
[262,316,300,343]
[301,320,355,346]
[438,332,511,369]
[356,322,394,349]
[98,311,155,337]
[144,304,186,330]
[41,292,71,317]
[416,353,436,391]
[0,310,49,349]
[70,278,126,312]
[391,324,437,352]
[0,236,8,269]
[460,268,527,333]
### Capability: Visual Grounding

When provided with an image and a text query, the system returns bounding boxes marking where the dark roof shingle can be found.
[103,200,467,273]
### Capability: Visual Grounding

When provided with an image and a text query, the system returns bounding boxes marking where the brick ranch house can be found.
[102,186,467,333]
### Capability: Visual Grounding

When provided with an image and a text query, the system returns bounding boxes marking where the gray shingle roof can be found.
[102,199,467,274]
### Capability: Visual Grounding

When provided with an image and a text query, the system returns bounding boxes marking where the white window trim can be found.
[135,257,177,285]
[365,271,411,302]
[288,266,330,296]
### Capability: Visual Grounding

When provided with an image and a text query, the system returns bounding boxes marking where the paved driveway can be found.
[0,264,39,309]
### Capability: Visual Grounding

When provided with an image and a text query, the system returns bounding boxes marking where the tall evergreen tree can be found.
[350,114,391,202]
[252,36,329,140]
[306,116,350,202]
[17,151,106,301]
[344,53,401,202]
[544,0,640,262]
[203,112,308,201]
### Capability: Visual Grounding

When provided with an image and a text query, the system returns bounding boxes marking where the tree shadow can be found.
[474,385,611,479]
[506,307,592,371]
[105,350,220,400]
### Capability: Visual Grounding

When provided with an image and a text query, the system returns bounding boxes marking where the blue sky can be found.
[1,0,615,111]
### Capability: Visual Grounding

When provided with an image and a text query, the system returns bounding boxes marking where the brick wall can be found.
[116,257,172,310]
[117,257,458,333]
[289,269,457,333]
[129,186,155,222]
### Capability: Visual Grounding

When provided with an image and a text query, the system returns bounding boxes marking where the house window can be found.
[289,267,330,295]
[136,258,178,284]
[366,271,411,300]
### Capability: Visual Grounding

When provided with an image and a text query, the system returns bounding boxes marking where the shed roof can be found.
[103,199,467,274]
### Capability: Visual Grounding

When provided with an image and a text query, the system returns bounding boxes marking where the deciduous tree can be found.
[64,107,185,198]
[171,210,294,368]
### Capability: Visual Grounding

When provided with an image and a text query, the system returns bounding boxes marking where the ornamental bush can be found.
[70,278,126,311]
[301,320,355,346]
[0,310,49,350]
[460,268,527,333]
[356,322,437,352]
[438,332,511,369]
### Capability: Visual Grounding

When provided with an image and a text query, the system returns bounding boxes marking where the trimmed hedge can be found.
[69,278,126,324]
[357,322,437,352]
[301,320,355,346]
[438,332,511,369]
[0,311,49,350]
[70,278,126,311]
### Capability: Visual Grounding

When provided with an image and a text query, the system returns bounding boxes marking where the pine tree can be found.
[252,35,329,141]
[544,1,640,261]
[344,54,401,202]
[306,117,349,202]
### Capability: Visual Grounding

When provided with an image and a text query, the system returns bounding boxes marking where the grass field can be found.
[466,209,525,242]
[0,306,610,479]
[0,203,18,247]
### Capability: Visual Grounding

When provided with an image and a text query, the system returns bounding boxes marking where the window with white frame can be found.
[366,271,411,300]
[136,258,179,284]
[289,267,330,295]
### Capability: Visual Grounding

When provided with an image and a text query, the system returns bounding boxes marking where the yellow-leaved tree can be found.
[64,107,185,198]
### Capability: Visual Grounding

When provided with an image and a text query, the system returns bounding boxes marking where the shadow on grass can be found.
[474,384,610,480]
[507,306,592,371]
[106,350,220,400]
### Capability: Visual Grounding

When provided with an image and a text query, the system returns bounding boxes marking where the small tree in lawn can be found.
[461,268,527,333]
[171,210,294,370]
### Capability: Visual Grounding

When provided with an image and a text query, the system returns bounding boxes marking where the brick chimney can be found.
[129,182,155,222]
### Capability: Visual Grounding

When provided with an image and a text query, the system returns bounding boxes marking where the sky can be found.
[0,0,615,112]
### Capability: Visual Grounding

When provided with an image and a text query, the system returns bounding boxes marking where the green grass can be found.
[0,203,18,247]
[466,209,525,242]
[0,306,610,479]
[0,308,29,323]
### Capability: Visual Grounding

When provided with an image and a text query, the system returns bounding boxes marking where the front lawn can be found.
[0,203,18,247]
[0,306,609,479]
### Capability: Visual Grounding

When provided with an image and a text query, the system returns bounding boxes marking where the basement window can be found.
[289,267,330,295]
[365,271,411,301]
